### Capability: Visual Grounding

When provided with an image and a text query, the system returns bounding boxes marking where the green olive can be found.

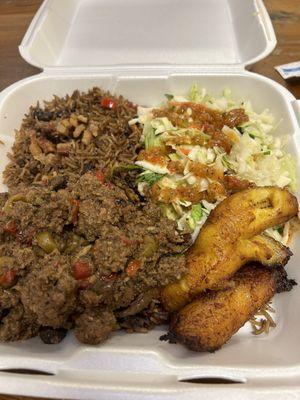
[36,231,57,254]
[3,194,27,213]
[139,235,158,258]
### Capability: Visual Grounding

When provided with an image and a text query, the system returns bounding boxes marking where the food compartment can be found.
[0,71,299,378]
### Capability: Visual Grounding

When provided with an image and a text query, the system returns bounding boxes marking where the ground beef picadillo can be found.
[0,173,190,344]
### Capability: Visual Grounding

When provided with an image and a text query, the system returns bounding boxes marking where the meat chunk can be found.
[138,255,187,288]
[73,173,133,241]
[19,256,77,328]
[0,303,39,342]
[93,226,135,274]
[1,187,72,236]
[0,242,37,274]
[0,171,190,344]
[76,198,123,241]
[75,309,117,344]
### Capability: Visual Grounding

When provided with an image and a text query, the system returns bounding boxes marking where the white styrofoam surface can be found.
[0,71,299,399]
[19,0,276,69]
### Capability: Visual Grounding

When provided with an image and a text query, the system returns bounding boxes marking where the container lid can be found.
[20,0,276,70]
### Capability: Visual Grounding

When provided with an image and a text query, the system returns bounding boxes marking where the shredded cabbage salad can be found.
[129,85,297,244]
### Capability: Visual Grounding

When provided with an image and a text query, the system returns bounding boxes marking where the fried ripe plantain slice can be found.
[162,187,298,311]
[209,234,292,290]
[165,265,279,352]
[238,234,292,268]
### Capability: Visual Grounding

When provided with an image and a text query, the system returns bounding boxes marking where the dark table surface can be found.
[0,0,299,399]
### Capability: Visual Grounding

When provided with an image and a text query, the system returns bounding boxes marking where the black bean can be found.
[45,135,58,144]
[0,308,10,320]
[29,165,39,175]
[115,198,127,206]
[34,109,54,122]
[123,124,132,137]
[39,327,67,344]
[54,110,63,118]
[82,162,94,174]
[16,157,26,167]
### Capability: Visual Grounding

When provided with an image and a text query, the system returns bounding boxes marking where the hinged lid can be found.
[20,0,276,71]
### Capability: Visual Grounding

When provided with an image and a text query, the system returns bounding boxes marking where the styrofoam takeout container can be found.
[0,0,299,398]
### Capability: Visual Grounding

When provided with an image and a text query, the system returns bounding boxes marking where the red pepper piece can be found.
[126,260,142,278]
[72,261,92,280]
[120,235,135,246]
[100,97,117,109]
[95,170,105,184]
[3,221,17,235]
[0,270,17,288]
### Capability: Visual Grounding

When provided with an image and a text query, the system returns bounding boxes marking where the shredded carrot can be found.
[180,147,191,156]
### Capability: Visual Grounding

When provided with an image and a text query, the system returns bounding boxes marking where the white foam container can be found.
[0,0,299,398]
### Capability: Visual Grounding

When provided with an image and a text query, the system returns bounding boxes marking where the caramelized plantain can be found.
[208,234,292,290]
[165,265,277,352]
[238,234,292,267]
[162,187,298,311]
